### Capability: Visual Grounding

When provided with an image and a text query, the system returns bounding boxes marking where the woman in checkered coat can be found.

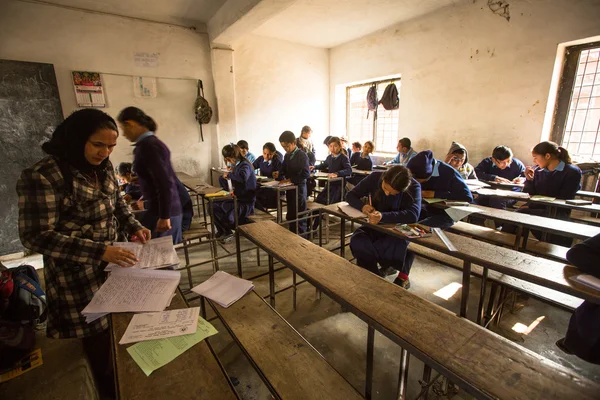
[17,109,151,387]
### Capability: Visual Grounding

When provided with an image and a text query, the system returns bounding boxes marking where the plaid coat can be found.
[17,156,144,338]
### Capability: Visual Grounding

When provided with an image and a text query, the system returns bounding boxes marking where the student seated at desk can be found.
[504,141,581,246]
[348,140,374,186]
[273,131,311,235]
[116,162,142,201]
[298,125,316,165]
[297,137,316,166]
[237,140,256,163]
[474,145,526,210]
[215,143,257,243]
[348,166,421,289]
[351,141,362,155]
[313,136,352,204]
[556,233,600,365]
[340,136,352,159]
[444,142,477,180]
[384,137,418,166]
[406,150,473,228]
[253,142,283,211]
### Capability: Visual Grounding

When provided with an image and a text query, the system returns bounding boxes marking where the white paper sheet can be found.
[106,236,179,271]
[569,274,600,291]
[191,271,254,308]
[474,188,530,199]
[261,180,293,188]
[444,206,483,222]
[82,268,180,315]
[464,179,490,188]
[338,204,367,219]
[313,172,329,177]
[119,307,200,344]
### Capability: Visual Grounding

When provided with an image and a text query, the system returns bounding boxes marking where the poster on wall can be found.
[72,71,106,107]
[133,76,157,98]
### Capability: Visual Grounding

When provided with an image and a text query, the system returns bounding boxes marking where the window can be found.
[346,78,400,153]
[552,43,600,160]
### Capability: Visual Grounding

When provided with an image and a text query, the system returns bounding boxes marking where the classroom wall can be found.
[330,0,600,164]
[0,1,217,179]
[233,34,330,160]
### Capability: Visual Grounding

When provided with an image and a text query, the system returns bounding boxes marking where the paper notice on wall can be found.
[133,76,157,98]
[72,71,106,107]
[134,52,159,68]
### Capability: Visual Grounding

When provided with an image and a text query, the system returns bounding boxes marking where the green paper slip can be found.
[424,198,445,204]
[127,317,218,376]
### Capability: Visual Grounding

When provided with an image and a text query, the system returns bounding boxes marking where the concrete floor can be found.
[177,217,600,399]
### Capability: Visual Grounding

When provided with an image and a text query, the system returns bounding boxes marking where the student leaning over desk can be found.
[17,109,150,395]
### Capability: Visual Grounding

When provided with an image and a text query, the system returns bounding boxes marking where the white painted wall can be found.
[0,1,217,179]
[233,34,330,159]
[330,0,600,164]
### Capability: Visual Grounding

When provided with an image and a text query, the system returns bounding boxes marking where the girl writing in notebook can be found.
[214,143,257,243]
[347,166,422,289]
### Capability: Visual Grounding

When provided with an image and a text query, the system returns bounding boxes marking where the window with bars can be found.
[346,79,400,153]
[552,43,600,160]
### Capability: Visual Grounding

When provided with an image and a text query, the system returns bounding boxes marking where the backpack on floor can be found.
[0,265,47,326]
[379,83,399,110]
[366,84,378,120]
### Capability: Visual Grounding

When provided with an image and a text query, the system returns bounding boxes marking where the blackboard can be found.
[0,60,64,255]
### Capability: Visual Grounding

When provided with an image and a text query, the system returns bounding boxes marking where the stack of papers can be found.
[569,274,600,291]
[120,307,201,344]
[338,204,367,219]
[106,236,179,271]
[191,271,254,308]
[313,171,330,178]
[82,268,180,323]
[474,188,530,199]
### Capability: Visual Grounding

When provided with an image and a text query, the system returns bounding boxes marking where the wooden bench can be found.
[448,221,569,262]
[247,209,276,223]
[206,290,363,400]
[570,213,600,227]
[111,290,238,400]
[236,221,600,400]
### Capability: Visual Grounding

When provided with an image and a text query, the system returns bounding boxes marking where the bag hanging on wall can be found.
[366,84,378,120]
[194,80,213,142]
[380,82,399,110]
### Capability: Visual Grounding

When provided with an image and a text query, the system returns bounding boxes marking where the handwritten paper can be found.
[127,317,218,376]
[445,206,483,222]
[474,188,530,199]
[191,271,254,308]
[107,236,179,271]
[120,307,200,344]
[338,204,367,219]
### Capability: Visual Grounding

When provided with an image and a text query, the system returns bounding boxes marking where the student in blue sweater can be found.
[313,136,352,204]
[253,142,283,211]
[215,144,257,243]
[348,166,421,289]
[237,140,256,163]
[118,107,183,244]
[116,162,142,202]
[504,141,582,246]
[385,137,418,166]
[406,150,473,228]
[475,145,526,210]
[273,131,311,235]
[348,140,374,186]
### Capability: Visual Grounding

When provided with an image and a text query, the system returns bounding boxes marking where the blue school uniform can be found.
[176,178,194,232]
[215,160,257,236]
[419,160,473,228]
[246,152,257,163]
[475,157,526,210]
[122,182,142,200]
[386,148,418,166]
[348,152,373,185]
[314,153,352,204]
[253,155,283,210]
[347,172,421,277]
[279,148,311,235]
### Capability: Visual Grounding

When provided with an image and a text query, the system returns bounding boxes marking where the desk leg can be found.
[201,196,208,227]
[514,226,522,250]
[484,283,499,327]
[236,230,243,278]
[277,188,282,223]
[319,210,324,247]
[477,267,489,325]
[340,216,346,258]
[521,227,530,250]
[268,255,275,307]
[396,349,410,400]
[419,363,430,400]
[460,260,471,318]
[365,325,375,400]
[200,296,206,319]
[208,198,219,272]
[295,188,299,235]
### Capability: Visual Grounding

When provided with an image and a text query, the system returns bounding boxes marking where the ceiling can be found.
[252,0,459,48]
[34,0,228,27]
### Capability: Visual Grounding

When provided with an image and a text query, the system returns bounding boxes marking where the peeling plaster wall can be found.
[330,0,600,163]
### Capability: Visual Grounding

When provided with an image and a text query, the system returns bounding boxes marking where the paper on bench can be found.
[474,188,530,199]
[424,198,445,204]
[313,171,329,178]
[338,204,367,219]
[119,307,200,344]
[191,271,254,308]
[127,317,218,376]
[106,236,179,271]
[445,206,483,222]
[82,268,180,317]
[569,274,600,291]
[531,195,556,202]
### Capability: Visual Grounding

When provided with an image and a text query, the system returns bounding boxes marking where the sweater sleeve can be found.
[380,181,421,224]
[566,234,600,277]
[346,173,376,210]
[336,155,352,177]
[436,171,473,202]
[145,141,175,219]
[557,166,582,200]
[475,159,496,181]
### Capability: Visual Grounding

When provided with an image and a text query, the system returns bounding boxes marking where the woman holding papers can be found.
[347,166,421,289]
[17,109,151,394]
[214,143,257,243]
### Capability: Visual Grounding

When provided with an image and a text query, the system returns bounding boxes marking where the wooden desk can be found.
[577,190,600,200]
[236,221,600,400]
[480,180,525,189]
[111,291,238,400]
[351,168,372,176]
[472,188,530,201]
[528,198,600,214]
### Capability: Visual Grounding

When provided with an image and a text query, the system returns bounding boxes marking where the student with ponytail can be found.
[118,107,183,244]
[215,143,257,242]
[347,166,421,289]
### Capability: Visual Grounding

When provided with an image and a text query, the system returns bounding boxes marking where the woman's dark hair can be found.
[117,162,133,176]
[237,140,249,150]
[42,108,118,172]
[492,145,513,161]
[263,142,280,159]
[222,143,246,162]
[323,135,332,146]
[382,166,412,193]
[532,141,572,164]
[352,142,362,150]
[117,106,157,132]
